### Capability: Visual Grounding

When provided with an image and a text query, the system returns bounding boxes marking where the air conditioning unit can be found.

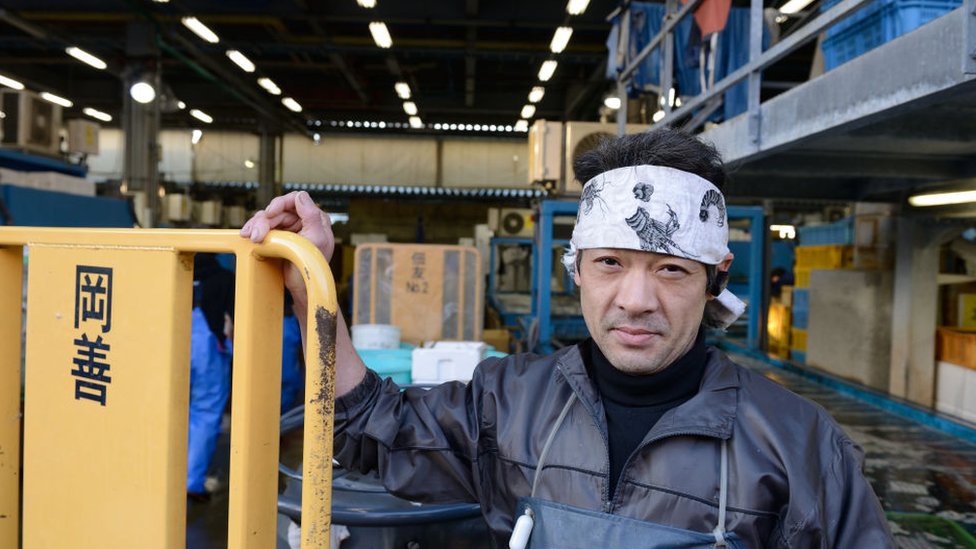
[528,120,563,186]
[67,119,100,155]
[564,122,649,194]
[1,89,62,156]
[488,207,535,238]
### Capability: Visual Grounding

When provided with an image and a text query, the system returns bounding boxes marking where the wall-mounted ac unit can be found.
[488,207,535,238]
[564,122,649,194]
[528,120,563,186]
[1,90,62,156]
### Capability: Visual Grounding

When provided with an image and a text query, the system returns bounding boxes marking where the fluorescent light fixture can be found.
[908,189,976,207]
[153,0,170,3]
[191,129,203,144]
[652,109,665,122]
[668,87,676,107]
[190,109,213,124]
[282,97,302,112]
[225,50,255,73]
[129,81,155,104]
[603,96,621,110]
[66,47,107,70]
[520,104,536,119]
[528,86,545,103]
[258,77,282,95]
[82,107,112,122]
[0,74,24,90]
[313,132,321,143]
[369,22,393,48]
[538,60,558,82]
[177,100,186,110]
[769,224,796,239]
[408,116,423,128]
[778,0,815,14]
[550,27,573,54]
[514,119,529,132]
[403,101,417,115]
[244,159,255,169]
[566,0,590,15]
[181,16,220,44]
[394,81,411,99]
[40,92,72,108]
[357,0,376,7]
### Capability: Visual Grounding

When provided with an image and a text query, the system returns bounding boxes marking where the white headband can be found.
[569,165,745,329]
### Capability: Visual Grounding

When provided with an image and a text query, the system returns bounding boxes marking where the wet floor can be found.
[187,350,976,548]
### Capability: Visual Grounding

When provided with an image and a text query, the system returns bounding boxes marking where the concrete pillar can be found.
[122,23,160,227]
[256,130,279,207]
[889,218,959,406]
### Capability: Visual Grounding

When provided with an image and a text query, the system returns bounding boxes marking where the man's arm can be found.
[241,190,366,397]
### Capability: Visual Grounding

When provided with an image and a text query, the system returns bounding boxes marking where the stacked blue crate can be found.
[821,0,961,69]
[797,218,854,246]
[792,289,809,330]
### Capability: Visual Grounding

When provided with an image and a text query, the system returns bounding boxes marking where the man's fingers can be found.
[263,191,301,217]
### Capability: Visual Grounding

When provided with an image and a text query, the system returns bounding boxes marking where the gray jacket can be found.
[335,344,894,548]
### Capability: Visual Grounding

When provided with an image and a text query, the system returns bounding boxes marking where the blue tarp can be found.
[0,184,134,227]
[608,2,770,121]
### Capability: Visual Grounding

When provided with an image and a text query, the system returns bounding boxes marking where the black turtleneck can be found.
[584,329,707,497]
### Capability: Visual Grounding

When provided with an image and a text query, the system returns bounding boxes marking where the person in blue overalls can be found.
[280,292,304,414]
[187,253,235,502]
[242,130,895,547]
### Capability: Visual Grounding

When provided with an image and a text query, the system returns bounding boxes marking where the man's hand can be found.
[240,191,333,303]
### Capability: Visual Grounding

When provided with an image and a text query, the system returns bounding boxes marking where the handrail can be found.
[0,228,337,549]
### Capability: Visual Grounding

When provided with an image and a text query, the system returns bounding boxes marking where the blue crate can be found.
[793,289,809,311]
[359,347,413,384]
[821,0,961,69]
[797,218,854,246]
[791,350,807,363]
[792,308,809,330]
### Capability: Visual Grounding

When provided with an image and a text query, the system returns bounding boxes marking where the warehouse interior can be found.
[2,0,976,547]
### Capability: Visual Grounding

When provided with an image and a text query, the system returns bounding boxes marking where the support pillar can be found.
[256,129,279,207]
[122,23,161,227]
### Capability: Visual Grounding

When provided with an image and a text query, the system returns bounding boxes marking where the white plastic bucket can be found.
[351,324,401,350]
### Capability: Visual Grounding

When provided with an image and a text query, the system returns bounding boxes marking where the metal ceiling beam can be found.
[465,0,478,108]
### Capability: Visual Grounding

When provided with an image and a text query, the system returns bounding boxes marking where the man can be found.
[241,129,893,548]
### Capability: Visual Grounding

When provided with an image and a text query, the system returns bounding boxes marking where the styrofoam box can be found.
[936,360,976,423]
[412,341,487,383]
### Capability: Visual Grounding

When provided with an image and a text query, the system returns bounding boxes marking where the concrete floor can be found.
[187,350,976,548]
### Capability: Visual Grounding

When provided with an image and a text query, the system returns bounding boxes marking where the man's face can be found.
[574,248,711,375]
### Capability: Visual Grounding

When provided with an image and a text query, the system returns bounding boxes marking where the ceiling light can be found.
[528,86,545,103]
[908,189,976,207]
[0,74,24,90]
[257,77,282,95]
[520,104,536,119]
[538,60,558,82]
[505,125,513,131]
[652,109,666,122]
[152,0,170,3]
[408,116,423,128]
[778,0,815,14]
[566,0,590,15]
[550,27,573,54]
[394,81,411,99]
[244,159,255,169]
[313,133,321,144]
[129,81,156,104]
[403,101,417,115]
[66,47,107,70]
[226,50,255,73]
[369,22,393,48]
[182,17,220,43]
[282,97,302,112]
[191,129,203,144]
[40,92,72,108]
[668,87,676,107]
[357,0,377,7]
[514,120,529,132]
[604,96,621,110]
[177,100,186,109]
[769,224,796,239]
[82,107,111,122]
[190,109,213,124]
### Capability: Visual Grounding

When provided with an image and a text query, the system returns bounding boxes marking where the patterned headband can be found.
[572,165,745,329]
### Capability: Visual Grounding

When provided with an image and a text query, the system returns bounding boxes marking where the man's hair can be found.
[564,128,730,329]
[572,128,727,191]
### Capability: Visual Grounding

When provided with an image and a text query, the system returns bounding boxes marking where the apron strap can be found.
[532,392,577,498]
[712,438,729,547]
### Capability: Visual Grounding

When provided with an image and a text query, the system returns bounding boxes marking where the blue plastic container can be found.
[821,0,960,69]
[358,347,413,384]
[797,218,854,246]
[792,289,809,311]
[792,308,809,330]
[791,350,807,363]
